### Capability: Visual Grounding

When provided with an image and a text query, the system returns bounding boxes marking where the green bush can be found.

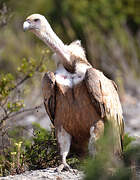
[0,122,80,176]
[25,123,60,170]
[83,132,140,180]
[25,123,80,170]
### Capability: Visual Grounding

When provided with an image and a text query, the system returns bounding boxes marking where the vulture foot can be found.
[56,163,77,173]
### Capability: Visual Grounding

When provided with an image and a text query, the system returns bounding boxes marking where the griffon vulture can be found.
[23,14,124,171]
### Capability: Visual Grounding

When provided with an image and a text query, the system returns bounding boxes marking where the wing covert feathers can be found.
[85,68,124,154]
[42,72,56,124]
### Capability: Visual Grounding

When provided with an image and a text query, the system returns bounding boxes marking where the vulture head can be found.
[23,14,49,33]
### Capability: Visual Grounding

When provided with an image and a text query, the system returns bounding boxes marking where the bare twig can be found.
[9,54,46,92]
[0,3,9,27]
[0,104,43,128]
[9,75,30,92]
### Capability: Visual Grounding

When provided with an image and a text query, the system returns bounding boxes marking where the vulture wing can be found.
[42,72,56,125]
[85,68,124,154]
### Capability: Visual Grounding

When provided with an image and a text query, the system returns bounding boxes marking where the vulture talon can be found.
[56,163,73,173]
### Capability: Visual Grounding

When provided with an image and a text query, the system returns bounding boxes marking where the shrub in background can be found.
[83,131,140,180]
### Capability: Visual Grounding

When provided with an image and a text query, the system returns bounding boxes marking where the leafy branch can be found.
[0,49,50,130]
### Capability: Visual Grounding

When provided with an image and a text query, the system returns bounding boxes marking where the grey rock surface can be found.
[0,168,84,180]
[123,101,140,138]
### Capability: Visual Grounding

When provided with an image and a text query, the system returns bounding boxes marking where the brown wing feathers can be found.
[42,72,56,124]
[85,68,106,118]
[85,68,124,153]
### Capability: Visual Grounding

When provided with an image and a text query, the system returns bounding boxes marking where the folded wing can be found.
[85,68,124,154]
[42,72,56,125]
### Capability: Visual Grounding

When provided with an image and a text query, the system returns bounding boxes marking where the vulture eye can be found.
[34,19,39,22]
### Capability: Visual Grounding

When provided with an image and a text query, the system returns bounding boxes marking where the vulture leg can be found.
[57,126,72,172]
[88,120,104,156]
[88,126,96,156]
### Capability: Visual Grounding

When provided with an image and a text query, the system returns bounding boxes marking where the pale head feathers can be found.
[23,14,51,34]
[26,14,46,21]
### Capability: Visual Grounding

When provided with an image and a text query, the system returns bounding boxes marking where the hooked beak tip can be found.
[23,21,30,32]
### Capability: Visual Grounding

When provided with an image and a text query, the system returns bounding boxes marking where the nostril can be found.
[26,19,31,23]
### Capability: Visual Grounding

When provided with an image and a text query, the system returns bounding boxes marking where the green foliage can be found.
[123,134,140,168]
[82,130,139,180]
[0,140,25,176]
[25,123,60,170]
[123,133,136,152]
[25,123,80,170]
[0,73,15,100]
[83,156,132,180]
[0,123,57,176]
[0,123,80,176]
[0,48,51,124]
[7,100,25,112]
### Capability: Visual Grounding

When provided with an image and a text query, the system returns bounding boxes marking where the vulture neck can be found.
[35,22,70,65]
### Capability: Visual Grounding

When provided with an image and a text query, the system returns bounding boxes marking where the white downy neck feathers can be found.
[52,49,91,88]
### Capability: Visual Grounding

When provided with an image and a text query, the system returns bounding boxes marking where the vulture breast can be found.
[54,81,102,155]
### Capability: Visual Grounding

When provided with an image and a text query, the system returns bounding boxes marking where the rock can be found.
[0,168,84,180]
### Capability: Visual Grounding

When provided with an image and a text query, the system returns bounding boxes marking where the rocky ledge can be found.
[0,168,84,180]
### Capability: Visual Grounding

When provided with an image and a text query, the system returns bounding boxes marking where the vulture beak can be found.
[23,21,30,31]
